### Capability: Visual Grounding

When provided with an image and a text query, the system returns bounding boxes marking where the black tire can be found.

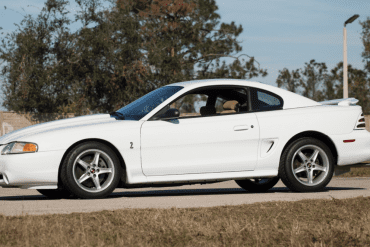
[235,177,280,192]
[279,137,334,192]
[37,188,74,199]
[60,141,122,199]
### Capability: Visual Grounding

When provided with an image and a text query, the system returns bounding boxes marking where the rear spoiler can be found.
[319,98,359,106]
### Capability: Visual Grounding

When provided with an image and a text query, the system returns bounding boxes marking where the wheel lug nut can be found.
[87,172,90,175]
[97,169,100,172]
[93,174,96,177]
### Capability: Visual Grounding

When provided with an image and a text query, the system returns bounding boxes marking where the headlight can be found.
[1,142,38,155]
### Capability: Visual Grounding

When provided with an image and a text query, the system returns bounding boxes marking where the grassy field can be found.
[0,196,370,246]
[339,166,370,177]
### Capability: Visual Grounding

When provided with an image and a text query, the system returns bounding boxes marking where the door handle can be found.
[233,125,249,131]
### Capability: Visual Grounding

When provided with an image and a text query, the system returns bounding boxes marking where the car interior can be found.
[181,87,250,118]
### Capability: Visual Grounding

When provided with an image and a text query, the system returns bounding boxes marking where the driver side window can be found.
[215,88,249,115]
[170,94,208,117]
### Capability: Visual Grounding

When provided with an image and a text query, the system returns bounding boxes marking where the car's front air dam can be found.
[0,149,65,186]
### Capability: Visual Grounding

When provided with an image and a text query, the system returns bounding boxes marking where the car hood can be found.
[0,114,120,145]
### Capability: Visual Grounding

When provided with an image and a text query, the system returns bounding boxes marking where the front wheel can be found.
[235,177,280,192]
[279,137,334,192]
[60,142,122,199]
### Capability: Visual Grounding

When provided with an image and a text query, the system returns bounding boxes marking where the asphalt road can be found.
[1,177,370,216]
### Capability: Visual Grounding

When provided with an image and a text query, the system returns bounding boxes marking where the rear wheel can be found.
[235,177,280,192]
[279,137,334,192]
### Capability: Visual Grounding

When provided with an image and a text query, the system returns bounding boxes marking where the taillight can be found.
[354,112,366,129]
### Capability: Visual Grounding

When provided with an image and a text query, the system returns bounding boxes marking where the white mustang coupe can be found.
[0,79,369,199]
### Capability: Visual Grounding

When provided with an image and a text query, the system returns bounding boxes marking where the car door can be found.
[140,86,260,176]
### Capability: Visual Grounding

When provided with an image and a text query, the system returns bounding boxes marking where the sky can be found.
[0,0,369,111]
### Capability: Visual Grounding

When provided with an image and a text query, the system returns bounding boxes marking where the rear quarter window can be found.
[250,87,283,111]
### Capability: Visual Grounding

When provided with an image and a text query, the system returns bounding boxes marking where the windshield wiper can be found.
[109,111,125,120]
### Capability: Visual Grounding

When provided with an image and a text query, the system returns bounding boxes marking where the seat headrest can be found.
[223,100,239,110]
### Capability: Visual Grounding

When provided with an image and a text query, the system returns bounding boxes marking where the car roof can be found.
[169,78,263,88]
[168,79,321,109]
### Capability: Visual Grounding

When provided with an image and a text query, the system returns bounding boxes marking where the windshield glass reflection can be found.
[115,86,183,120]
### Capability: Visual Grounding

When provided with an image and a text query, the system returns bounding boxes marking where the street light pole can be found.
[343,26,348,98]
[343,14,359,99]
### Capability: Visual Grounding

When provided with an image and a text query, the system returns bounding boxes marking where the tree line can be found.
[0,0,267,115]
[0,0,370,115]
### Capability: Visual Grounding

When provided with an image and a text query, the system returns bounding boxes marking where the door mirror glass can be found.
[160,108,180,120]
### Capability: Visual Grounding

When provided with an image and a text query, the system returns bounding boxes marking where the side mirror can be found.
[160,108,180,120]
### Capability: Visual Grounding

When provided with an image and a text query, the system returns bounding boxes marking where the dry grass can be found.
[339,166,370,177]
[1,196,370,246]
[1,167,370,246]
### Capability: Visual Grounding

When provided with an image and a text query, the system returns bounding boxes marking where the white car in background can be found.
[0,79,369,199]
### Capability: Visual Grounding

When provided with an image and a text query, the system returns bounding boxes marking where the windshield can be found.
[115,86,184,120]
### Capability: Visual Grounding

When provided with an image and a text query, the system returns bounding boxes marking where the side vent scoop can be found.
[260,138,278,158]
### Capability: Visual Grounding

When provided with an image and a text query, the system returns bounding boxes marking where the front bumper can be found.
[0,149,65,188]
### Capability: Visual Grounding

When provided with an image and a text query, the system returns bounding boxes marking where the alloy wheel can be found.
[291,144,329,186]
[72,149,115,193]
